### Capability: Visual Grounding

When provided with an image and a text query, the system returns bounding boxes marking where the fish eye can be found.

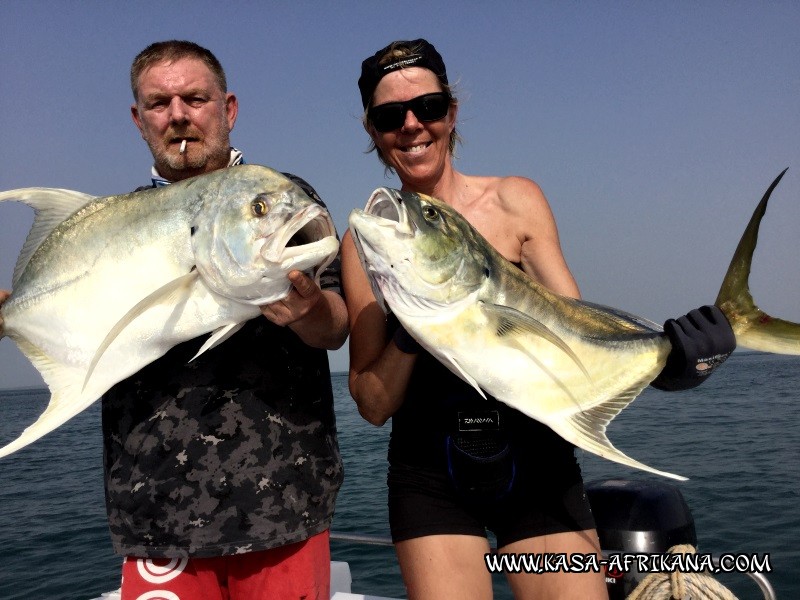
[251,198,269,217]
[422,205,439,222]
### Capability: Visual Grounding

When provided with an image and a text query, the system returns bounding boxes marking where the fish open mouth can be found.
[363,188,405,224]
[285,210,331,247]
[262,204,339,280]
[350,188,419,313]
[354,187,417,261]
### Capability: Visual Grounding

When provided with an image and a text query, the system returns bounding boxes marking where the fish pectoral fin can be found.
[550,383,686,481]
[190,322,246,361]
[481,302,591,381]
[439,352,488,400]
[82,270,200,390]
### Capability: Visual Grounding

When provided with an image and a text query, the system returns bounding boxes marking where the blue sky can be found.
[1,1,799,387]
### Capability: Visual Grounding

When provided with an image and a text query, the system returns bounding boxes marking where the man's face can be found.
[131,57,238,181]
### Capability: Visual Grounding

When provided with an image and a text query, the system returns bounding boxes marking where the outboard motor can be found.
[586,479,697,599]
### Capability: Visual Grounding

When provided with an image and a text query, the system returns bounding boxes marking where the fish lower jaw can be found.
[260,237,338,272]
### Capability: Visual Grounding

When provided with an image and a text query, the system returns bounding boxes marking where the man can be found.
[101,40,347,599]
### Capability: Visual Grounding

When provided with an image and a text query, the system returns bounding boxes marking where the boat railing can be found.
[329,532,777,600]
[709,556,776,600]
[331,531,393,546]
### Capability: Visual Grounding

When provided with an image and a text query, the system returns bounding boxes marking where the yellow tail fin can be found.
[716,169,800,354]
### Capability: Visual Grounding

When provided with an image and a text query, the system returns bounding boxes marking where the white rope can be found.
[626,544,738,600]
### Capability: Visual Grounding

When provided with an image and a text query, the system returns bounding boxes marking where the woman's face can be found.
[368,67,457,189]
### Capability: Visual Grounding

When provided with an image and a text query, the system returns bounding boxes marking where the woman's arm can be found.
[341,231,418,425]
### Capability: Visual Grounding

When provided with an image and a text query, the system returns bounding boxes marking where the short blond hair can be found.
[131,40,227,101]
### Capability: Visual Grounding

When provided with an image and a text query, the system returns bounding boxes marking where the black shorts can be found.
[387,455,596,549]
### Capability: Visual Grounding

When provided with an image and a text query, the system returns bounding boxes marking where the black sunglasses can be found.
[368,92,451,133]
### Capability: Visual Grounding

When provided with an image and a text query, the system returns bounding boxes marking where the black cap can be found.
[358,39,449,109]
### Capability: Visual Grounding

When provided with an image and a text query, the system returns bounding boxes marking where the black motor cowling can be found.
[586,478,697,599]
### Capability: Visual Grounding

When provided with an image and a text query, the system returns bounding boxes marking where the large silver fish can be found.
[348,170,799,480]
[0,164,339,458]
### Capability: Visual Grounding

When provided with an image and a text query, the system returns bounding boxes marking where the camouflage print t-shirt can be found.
[102,318,343,558]
[102,171,343,559]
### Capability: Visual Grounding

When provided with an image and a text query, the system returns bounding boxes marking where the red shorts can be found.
[120,530,330,600]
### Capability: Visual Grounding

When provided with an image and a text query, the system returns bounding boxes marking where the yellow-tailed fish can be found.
[348,170,799,480]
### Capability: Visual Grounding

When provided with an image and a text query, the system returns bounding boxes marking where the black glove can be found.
[651,305,736,391]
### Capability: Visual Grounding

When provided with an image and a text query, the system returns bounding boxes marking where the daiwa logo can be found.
[463,417,496,425]
[458,410,500,431]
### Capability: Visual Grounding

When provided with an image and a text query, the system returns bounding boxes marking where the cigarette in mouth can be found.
[180,139,187,154]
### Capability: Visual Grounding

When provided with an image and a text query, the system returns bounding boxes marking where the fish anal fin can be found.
[83,270,200,390]
[0,387,98,459]
[549,382,686,481]
[0,338,96,459]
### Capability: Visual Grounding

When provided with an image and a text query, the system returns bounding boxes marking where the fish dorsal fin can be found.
[83,270,201,390]
[0,187,96,286]
[575,299,663,333]
[549,382,686,481]
[190,322,246,361]
[481,302,591,381]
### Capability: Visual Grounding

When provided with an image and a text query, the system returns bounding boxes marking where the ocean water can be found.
[0,352,797,599]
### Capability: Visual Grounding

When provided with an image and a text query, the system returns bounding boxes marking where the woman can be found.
[341,39,733,600]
